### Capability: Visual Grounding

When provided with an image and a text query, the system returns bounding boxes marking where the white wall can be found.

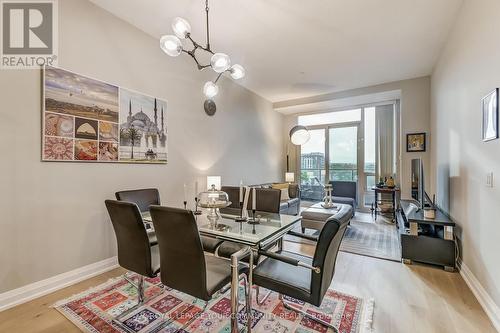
[0,0,283,293]
[431,0,500,315]
[280,76,431,199]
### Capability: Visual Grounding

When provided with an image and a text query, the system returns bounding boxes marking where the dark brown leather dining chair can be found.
[115,188,161,212]
[104,200,161,326]
[217,187,282,263]
[252,204,352,332]
[115,188,223,253]
[115,188,160,247]
[221,186,245,209]
[149,206,250,331]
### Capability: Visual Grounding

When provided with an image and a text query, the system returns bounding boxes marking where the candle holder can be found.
[234,201,247,222]
[194,197,202,215]
[247,209,259,225]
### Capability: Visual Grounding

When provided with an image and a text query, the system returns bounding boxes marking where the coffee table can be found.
[301,202,342,232]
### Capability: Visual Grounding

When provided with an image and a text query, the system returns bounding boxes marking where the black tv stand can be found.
[397,199,456,271]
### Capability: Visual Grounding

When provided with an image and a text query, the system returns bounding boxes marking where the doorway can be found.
[298,103,398,211]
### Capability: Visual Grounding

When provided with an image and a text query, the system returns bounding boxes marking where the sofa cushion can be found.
[279,188,290,201]
[288,197,300,207]
[280,201,289,211]
[332,196,355,208]
[288,184,300,198]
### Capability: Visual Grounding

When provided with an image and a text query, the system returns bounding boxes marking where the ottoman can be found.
[301,202,344,232]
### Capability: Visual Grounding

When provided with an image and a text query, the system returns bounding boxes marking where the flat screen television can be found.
[411,158,433,209]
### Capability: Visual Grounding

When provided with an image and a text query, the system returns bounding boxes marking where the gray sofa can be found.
[254,183,301,215]
[223,183,301,216]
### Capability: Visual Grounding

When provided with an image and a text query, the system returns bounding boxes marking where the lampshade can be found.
[203,81,219,98]
[230,64,245,80]
[289,125,310,145]
[160,35,182,57]
[285,172,295,183]
[206,176,221,190]
[210,53,231,73]
[172,17,191,39]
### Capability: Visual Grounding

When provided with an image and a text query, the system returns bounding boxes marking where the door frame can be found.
[299,120,363,206]
[296,102,399,212]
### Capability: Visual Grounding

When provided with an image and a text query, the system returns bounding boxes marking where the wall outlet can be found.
[486,172,494,187]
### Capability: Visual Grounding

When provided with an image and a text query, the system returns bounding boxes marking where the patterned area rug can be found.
[54,274,374,333]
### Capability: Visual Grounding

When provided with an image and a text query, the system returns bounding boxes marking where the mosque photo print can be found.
[42,66,167,164]
[119,88,167,163]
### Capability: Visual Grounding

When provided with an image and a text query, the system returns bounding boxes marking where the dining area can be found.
[105,185,352,333]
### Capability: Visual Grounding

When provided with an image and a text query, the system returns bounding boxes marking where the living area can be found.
[1,1,499,333]
[284,102,403,263]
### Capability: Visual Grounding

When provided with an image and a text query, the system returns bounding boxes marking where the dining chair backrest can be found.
[221,186,245,209]
[246,188,281,213]
[115,188,160,212]
[149,205,211,301]
[105,200,155,277]
[310,204,352,306]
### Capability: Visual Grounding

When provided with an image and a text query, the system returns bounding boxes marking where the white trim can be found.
[274,90,401,115]
[0,256,118,312]
[459,260,500,332]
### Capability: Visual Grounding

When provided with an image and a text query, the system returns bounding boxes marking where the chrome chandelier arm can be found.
[205,0,211,51]
[159,0,244,101]
[182,32,214,71]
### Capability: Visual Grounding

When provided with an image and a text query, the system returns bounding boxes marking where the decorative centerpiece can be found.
[198,185,231,228]
[321,184,336,209]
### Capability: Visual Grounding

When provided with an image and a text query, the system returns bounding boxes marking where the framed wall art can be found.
[406,133,426,152]
[42,66,168,163]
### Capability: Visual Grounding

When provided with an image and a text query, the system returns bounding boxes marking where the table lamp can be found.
[206,176,221,190]
[285,172,295,183]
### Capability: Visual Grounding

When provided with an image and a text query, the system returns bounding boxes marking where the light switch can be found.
[486,172,494,187]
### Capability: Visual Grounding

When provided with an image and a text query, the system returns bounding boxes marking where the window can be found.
[364,107,376,206]
[298,109,361,126]
[300,129,326,201]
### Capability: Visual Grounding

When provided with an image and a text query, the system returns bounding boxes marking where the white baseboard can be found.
[0,256,118,312]
[459,261,500,332]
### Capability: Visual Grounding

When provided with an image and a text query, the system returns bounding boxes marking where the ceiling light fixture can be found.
[160,0,245,116]
[289,125,311,145]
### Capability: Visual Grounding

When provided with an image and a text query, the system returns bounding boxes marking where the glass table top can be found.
[142,208,301,247]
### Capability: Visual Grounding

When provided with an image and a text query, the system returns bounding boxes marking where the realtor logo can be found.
[1,0,58,68]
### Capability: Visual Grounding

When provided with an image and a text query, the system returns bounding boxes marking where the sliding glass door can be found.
[300,129,326,201]
[297,104,398,211]
[299,123,360,202]
[329,126,358,182]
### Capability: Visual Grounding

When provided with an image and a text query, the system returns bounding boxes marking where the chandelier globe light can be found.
[210,53,231,73]
[230,64,245,80]
[159,0,245,115]
[172,17,191,39]
[203,81,219,98]
[159,35,182,57]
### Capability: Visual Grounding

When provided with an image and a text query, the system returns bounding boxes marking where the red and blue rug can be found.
[54,274,374,333]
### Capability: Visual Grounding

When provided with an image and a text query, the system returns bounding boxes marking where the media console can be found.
[397,199,456,271]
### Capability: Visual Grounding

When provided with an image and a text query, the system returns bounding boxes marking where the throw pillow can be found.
[272,183,289,190]
[280,188,290,201]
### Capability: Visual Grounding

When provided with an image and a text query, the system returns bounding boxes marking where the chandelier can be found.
[159,0,245,112]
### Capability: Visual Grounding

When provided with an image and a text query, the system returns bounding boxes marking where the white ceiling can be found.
[89,0,463,103]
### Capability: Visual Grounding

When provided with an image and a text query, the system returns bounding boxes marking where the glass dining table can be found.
[142,208,302,333]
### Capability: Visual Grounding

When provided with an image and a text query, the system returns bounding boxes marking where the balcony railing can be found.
[300,167,358,201]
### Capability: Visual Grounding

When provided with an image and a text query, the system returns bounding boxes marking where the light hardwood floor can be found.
[0,244,496,333]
